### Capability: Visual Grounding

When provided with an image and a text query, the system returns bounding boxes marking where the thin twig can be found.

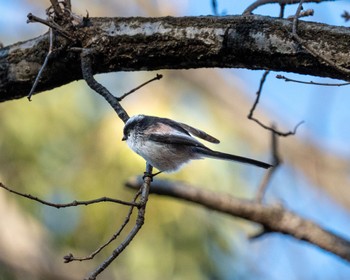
[255,125,281,203]
[211,0,218,15]
[292,0,305,34]
[117,74,163,101]
[248,70,270,117]
[46,0,72,21]
[80,49,163,121]
[279,3,286,18]
[249,227,272,239]
[287,9,314,19]
[342,11,350,22]
[64,189,142,263]
[28,28,54,101]
[27,13,74,41]
[0,182,138,208]
[243,0,334,15]
[65,0,72,12]
[86,164,153,280]
[276,74,350,86]
[49,0,63,18]
[247,0,304,135]
[80,48,129,123]
[247,71,304,136]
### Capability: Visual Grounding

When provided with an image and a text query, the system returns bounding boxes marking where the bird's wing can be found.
[148,133,207,148]
[177,122,220,144]
[145,117,220,144]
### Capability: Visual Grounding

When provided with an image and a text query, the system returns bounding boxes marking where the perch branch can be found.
[86,164,153,280]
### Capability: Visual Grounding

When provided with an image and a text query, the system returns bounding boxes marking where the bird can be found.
[122,114,272,173]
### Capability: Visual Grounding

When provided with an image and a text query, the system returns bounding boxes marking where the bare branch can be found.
[126,178,350,263]
[255,126,281,202]
[0,182,138,208]
[86,164,153,280]
[0,165,152,279]
[28,28,54,101]
[342,11,350,22]
[117,73,163,101]
[211,0,218,15]
[292,0,305,34]
[243,0,334,15]
[49,0,63,18]
[80,52,162,112]
[287,8,314,19]
[247,70,269,121]
[65,0,72,12]
[279,3,286,18]
[276,74,350,86]
[64,189,142,263]
[80,48,129,123]
[247,70,304,136]
[27,13,74,41]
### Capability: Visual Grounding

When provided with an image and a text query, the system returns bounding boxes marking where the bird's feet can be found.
[143,171,162,181]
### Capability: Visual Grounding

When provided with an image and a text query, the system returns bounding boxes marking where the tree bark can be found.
[1,15,350,102]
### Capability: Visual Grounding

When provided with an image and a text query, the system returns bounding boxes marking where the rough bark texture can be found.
[1,15,350,102]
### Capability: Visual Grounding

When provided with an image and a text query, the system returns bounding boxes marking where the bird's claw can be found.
[142,171,162,181]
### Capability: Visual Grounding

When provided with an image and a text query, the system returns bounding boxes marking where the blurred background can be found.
[1,0,350,279]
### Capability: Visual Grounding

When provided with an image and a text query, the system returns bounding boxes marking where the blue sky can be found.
[180,0,350,156]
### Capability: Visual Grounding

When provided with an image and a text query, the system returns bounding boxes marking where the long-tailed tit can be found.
[122,114,272,172]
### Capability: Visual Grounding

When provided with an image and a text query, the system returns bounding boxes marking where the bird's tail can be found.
[194,147,272,169]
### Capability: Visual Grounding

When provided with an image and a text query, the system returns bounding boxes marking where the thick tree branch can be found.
[126,177,350,263]
[1,15,350,102]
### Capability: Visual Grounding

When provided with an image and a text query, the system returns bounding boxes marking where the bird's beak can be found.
[122,136,126,141]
